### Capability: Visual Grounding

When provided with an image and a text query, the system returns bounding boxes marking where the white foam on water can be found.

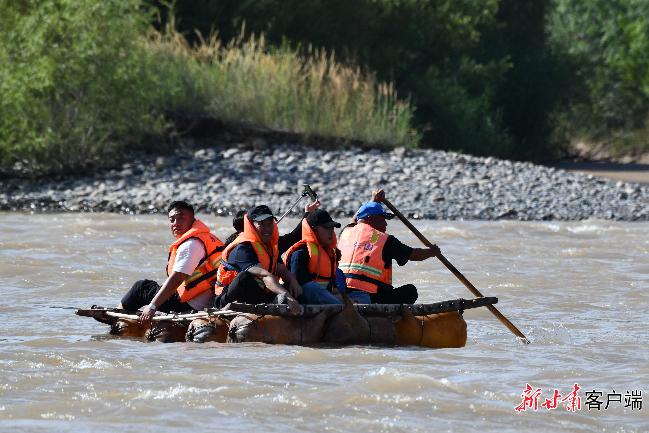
[487,282,521,289]
[271,394,308,408]
[361,367,466,396]
[74,359,114,370]
[432,226,473,238]
[559,247,587,257]
[525,322,574,345]
[39,412,75,421]
[537,222,561,232]
[72,391,99,402]
[566,224,607,234]
[135,384,226,401]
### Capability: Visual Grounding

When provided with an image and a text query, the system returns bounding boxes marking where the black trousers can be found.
[215,271,278,308]
[120,279,193,313]
[369,284,418,304]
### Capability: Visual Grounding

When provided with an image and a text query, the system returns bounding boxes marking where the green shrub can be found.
[548,0,649,155]
[0,0,166,174]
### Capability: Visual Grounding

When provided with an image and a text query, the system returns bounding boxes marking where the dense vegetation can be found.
[160,0,649,159]
[2,0,649,174]
[1,0,416,174]
[548,0,649,155]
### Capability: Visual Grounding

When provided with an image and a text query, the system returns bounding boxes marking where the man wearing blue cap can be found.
[338,190,441,304]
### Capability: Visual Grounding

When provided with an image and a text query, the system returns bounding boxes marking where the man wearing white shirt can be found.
[118,201,224,324]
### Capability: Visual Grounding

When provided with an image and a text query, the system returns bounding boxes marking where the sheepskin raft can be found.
[76,297,497,348]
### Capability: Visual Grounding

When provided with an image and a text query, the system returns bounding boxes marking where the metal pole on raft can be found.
[277,184,318,223]
[382,198,531,344]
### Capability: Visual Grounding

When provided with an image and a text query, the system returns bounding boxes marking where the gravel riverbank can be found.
[1,144,648,220]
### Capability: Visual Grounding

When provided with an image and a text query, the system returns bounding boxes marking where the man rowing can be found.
[118,201,224,323]
[338,190,441,304]
[214,205,302,314]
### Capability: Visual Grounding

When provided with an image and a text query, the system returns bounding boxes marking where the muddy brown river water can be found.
[0,213,647,432]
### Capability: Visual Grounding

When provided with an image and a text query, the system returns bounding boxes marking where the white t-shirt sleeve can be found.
[172,238,206,275]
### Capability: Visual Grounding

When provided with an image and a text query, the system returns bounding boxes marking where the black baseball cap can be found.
[247,205,276,222]
[307,209,341,229]
[167,200,194,214]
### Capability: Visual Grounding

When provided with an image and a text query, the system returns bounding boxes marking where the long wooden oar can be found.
[383,198,530,344]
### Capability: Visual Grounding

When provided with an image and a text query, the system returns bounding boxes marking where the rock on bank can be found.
[1,144,648,220]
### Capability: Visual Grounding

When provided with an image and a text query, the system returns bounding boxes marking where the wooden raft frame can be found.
[208,297,498,318]
[77,297,497,324]
[76,307,210,324]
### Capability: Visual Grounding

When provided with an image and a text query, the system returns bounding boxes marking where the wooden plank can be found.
[208,297,498,318]
[78,297,498,323]
[76,307,209,323]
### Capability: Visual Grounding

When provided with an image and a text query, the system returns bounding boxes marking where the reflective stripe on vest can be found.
[183,244,225,289]
[282,219,337,290]
[338,222,392,294]
[166,219,225,303]
[215,214,279,295]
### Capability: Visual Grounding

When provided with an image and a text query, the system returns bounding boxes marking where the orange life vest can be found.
[283,219,337,290]
[215,214,279,294]
[167,219,225,303]
[338,222,392,294]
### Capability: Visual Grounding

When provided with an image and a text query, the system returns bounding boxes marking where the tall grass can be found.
[145,27,419,147]
[0,1,419,175]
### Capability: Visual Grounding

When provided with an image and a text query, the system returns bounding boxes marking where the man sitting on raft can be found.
[283,209,345,305]
[338,190,441,304]
[119,200,224,323]
[214,205,302,314]
[223,209,247,246]
[223,199,322,251]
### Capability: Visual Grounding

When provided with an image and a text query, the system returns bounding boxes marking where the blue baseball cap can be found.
[355,202,394,220]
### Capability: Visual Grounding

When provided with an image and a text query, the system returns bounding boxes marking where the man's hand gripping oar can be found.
[380,194,530,344]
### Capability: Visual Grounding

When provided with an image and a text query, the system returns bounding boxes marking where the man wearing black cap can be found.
[223,199,321,248]
[284,209,344,304]
[214,205,303,313]
[338,190,441,304]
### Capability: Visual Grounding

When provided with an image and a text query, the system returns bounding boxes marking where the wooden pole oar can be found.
[382,198,530,344]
